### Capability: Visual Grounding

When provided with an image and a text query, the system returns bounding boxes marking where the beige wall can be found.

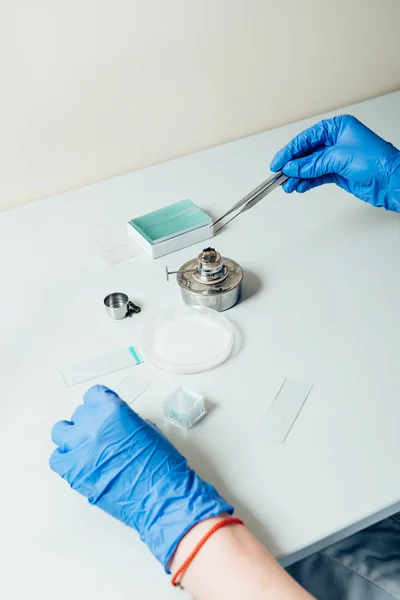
[1,0,400,211]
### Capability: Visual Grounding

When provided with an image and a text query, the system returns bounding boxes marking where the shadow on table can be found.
[241,269,264,302]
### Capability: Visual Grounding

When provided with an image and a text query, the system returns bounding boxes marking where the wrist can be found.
[169,513,231,573]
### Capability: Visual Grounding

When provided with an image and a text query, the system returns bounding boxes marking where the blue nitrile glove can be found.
[270,115,400,212]
[50,385,233,570]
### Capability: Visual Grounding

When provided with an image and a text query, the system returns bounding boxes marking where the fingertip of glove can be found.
[270,158,280,172]
[86,384,114,394]
[49,447,63,472]
[282,160,298,177]
[282,177,300,194]
[83,384,120,404]
[50,419,71,445]
[270,150,285,172]
[296,180,310,193]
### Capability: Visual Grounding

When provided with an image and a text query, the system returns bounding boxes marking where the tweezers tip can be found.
[213,224,225,235]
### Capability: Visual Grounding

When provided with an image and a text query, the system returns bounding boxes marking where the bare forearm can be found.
[170,516,315,600]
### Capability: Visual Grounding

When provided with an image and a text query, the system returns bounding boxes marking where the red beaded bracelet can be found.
[171,517,244,587]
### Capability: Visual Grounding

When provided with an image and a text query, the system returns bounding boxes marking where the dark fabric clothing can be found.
[288,514,400,599]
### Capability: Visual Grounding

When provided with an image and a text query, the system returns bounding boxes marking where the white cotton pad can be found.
[142,306,234,374]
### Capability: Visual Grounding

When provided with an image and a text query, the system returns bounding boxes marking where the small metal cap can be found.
[104,292,140,320]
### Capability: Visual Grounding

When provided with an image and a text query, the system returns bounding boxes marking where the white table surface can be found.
[2,91,400,599]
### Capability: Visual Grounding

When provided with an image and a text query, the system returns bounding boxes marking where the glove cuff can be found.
[139,466,234,571]
[379,152,400,212]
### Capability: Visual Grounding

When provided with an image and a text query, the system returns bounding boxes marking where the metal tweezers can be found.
[210,170,288,233]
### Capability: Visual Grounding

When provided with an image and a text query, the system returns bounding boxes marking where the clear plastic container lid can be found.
[142,306,234,373]
[164,386,206,430]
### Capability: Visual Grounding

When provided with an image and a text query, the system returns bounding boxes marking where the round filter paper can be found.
[142,306,234,374]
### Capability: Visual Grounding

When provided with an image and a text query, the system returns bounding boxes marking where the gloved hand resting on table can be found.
[50,385,233,571]
[270,115,400,212]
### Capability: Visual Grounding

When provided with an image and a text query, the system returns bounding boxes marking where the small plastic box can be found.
[163,386,206,430]
[126,200,213,259]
